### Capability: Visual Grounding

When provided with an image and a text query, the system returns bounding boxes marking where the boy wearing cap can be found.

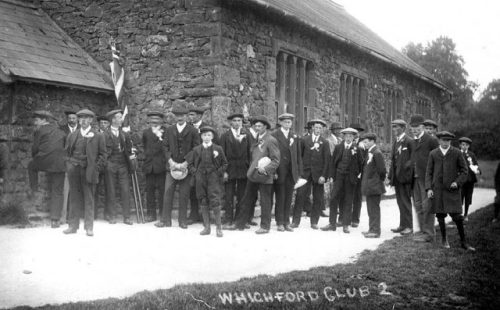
[29,111,67,228]
[292,119,330,229]
[458,137,480,221]
[360,133,386,238]
[158,107,200,229]
[103,109,136,225]
[410,114,439,242]
[426,131,474,251]
[186,126,228,237]
[323,127,364,233]
[220,113,250,225]
[64,109,106,236]
[142,111,168,222]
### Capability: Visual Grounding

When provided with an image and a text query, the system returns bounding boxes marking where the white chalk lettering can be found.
[359,286,370,298]
[262,292,274,302]
[378,282,393,296]
[218,292,233,305]
[308,291,319,302]
[346,288,357,298]
[275,292,284,302]
[253,292,263,303]
[246,292,255,303]
[296,291,307,302]
[234,292,248,304]
[323,287,336,302]
[335,289,346,298]
[285,292,296,302]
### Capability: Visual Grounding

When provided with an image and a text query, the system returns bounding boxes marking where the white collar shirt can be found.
[176,122,187,133]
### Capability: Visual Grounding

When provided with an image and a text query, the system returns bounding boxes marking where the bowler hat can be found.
[278,113,295,121]
[458,137,472,144]
[436,131,455,140]
[308,119,327,127]
[391,119,407,127]
[409,114,425,127]
[423,119,438,128]
[147,111,165,118]
[360,132,377,141]
[64,110,77,116]
[349,123,365,132]
[227,113,244,120]
[250,115,271,129]
[97,115,108,122]
[340,127,358,135]
[329,122,343,130]
[171,106,189,115]
[106,109,123,119]
[32,110,57,120]
[76,109,95,118]
[200,126,217,135]
[188,106,205,114]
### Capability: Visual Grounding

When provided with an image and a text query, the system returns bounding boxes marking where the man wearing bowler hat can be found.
[426,131,474,251]
[142,111,168,222]
[29,110,66,228]
[423,119,438,137]
[410,114,439,242]
[227,115,280,234]
[322,127,363,233]
[458,137,480,221]
[389,119,416,235]
[220,112,250,225]
[63,109,106,236]
[157,106,200,228]
[272,113,302,232]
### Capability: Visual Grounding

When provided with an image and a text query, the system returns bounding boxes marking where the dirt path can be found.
[0,189,494,308]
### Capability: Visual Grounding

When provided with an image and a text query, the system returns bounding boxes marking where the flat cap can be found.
[423,119,438,128]
[308,119,327,127]
[250,115,271,129]
[222,124,230,129]
[340,127,358,135]
[76,109,95,118]
[409,114,425,126]
[360,132,377,141]
[200,126,217,135]
[188,106,205,114]
[147,111,165,118]
[458,137,472,144]
[391,119,407,127]
[227,112,244,120]
[278,113,295,121]
[32,110,57,120]
[349,123,365,132]
[97,115,109,122]
[329,122,343,130]
[171,106,189,115]
[64,111,77,116]
[106,109,123,119]
[436,131,455,140]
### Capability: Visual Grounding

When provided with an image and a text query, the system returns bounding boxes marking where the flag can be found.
[109,41,130,131]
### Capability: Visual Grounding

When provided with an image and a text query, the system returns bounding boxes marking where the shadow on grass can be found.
[11,205,500,310]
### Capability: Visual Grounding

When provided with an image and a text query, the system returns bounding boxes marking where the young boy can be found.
[187,126,228,237]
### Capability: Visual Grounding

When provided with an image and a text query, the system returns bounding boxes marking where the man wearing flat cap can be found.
[423,119,438,137]
[389,119,416,235]
[272,113,303,232]
[227,115,280,234]
[410,114,439,243]
[59,111,79,136]
[426,131,474,251]
[220,112,250,225]
[292,119,330,229]
[458,137,480,221]
[28,110,67,228]
[158,106,200,229]
[323,127,364,233]
[142,111,168,222]
[63,109,106,236]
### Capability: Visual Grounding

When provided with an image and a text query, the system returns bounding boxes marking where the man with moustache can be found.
[59,111,79,136]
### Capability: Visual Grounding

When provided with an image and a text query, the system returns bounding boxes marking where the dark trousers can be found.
[67,164,94,230]
[413,177,435,238]
[295,182,312,214]
[366,195,381,234]
[224,178,247,222]
[293,178,324,225]
[235,181,273,230]
[329,174,356,225]
[394,180,413,229]
[274,173,295,226]
[162,173,191,225]
[94,172,108,219]
[196,171,222,208]
[352,182,362,224]
[188,185,200,221]
[105,162,131,220]
[461,181,475,217]
[146,172,166,219]
[28,169,65,220]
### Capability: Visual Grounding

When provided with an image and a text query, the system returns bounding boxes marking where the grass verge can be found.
[11,205,500,310]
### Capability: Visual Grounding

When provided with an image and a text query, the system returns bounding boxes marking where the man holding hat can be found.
[423,119,438,137]
[292,119,330,229]
[220,112,250,225]
[142,111,168,222]
[102,109,136,225]
[158,106,200,228]
[410,114,439,242]
[63,109,106,236]
[426,131,474,251]
[389,119,415,235]
[28,110,66,228]
[323,127,364,233]
[227,115,280,234]
[458,137,480,221]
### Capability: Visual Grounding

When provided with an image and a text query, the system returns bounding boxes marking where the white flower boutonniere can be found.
[213,150,219,158]
[311,142,320,151]
[367,153,373,164]
[289,137,294,146]
[351,147,357,155]
[397,145,402,154]
[85,132,95,138]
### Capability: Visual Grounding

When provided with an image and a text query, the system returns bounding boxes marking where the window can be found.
[384,88,403,142]
[276,51,313,134]
[339,73,366,126]
[416,97,431,118]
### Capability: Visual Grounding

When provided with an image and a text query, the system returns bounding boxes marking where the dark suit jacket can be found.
[103,128,135,171]
[142,127,167,174]
[30,124,66,172]
[164,123,200,168]
[59,124,79,137]
[186,144,228,177]
[361,146,387,196]
[66,129,106,184]
[301,134,330,183]
[272,129,303,184]
[220,128,250,179]
[389,134,415,185]
[247,131,280,184]
[412,132,439,178]
[329,141,364,184]
[461,150,479,183]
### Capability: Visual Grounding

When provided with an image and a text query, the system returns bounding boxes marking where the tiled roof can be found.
[0,0,113,92]
[246,0,448,91]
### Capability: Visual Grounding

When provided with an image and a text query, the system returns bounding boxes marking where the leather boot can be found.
[200,206,211,236]
[214,207,223,237]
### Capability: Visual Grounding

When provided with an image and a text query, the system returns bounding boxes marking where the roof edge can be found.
[15,76,114,93]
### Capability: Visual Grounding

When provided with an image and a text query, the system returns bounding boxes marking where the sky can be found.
[334,0,500,99]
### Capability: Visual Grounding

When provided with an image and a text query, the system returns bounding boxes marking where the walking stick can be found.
[131,173,141,223]
[132,171,145,223]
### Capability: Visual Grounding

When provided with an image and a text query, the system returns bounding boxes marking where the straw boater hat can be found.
[340,127,358,135]
[278,113,295,120]
[308,119,327,127]
[391,119,407,127]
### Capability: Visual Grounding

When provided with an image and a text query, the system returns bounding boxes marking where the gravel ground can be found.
[0,188,494,309]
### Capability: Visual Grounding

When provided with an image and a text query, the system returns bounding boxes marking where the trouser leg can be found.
[235,179,246,219]
[188,184,200,221]
[310,182,324,225]
[83,180,95,231]
[367,195,381,234]
[118,165,131,219]
[162,173,176,225]
[104,163,117,219]
[436,213,447,242]
[146,173,156,217]
[341,179,355,226]
[177,176,192,225]
[329,177,344,225]
[48,172,65,220]
[259,184,273,230]
[451,213,466,243]
[395,181,413,229]
[67,164,83,230]
[224,180,236,222]
[462,182,474,217]
[352,182,362,224]
[234,181,258,228]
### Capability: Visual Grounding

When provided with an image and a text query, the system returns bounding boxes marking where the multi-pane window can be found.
[416,98,431,118]
[276,51,313,134]
[339,73,367,126]
[384,88,403,142]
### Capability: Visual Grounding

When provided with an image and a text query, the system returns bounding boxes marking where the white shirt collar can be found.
[369,144,376,152]
[69,124,77,133]
[416,131,424,139]
[280,127,290,137]
[202,141,213,148]
[80,126,91,137]
[258,131,267,140]
[440,146,450,156]
[249,127,258,139]
[176,122,187,132]
[345,141,352,148]
[312,134,319,142]
[193,120,202,129]
[231,127,241,137]
[397,132,405,142]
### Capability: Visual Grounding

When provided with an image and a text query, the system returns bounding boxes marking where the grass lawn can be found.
[477,160,499,188]
[12,204,500,310]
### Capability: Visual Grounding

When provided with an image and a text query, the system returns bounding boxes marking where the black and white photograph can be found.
[0,0,499,309]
